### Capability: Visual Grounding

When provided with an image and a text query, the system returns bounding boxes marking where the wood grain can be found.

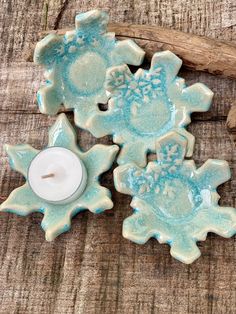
[227,103,236,134]
[39,23,236,79]
[0,1,236,313]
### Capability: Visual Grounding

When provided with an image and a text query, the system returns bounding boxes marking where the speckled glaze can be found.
[0,114,119,241]
[87,50,213,166]
[114,132,236,264]
[34,9,145,128]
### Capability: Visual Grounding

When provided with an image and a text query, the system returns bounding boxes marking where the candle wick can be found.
[41,173,55,179]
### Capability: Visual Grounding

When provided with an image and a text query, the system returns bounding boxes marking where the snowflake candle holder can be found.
[0,114,119,241]
[114,131,236,264]
[87,50,213,166]
[34,9,145,128]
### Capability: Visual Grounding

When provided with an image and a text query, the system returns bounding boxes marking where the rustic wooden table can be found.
[0,1,236,313]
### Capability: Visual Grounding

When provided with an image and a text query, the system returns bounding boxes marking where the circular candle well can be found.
[28,147,87,204]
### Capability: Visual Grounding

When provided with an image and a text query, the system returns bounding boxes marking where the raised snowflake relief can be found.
[34,9,145,129]
[87,51,213,166]
[114,132,236,264]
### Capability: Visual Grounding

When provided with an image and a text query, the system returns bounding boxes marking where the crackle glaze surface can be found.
[114,132,236,264]
[88,51,213,166]
[34,10,145,128]
[0,114,118,241]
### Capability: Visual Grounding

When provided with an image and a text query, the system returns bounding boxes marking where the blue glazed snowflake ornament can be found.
[34,10,145,128]
[87,50,214,166]
[0,114,119,241]
[114,132,236,264]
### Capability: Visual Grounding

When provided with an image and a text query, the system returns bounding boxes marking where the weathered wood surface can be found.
[0,1,236,313]
[40,23,236,79]
[227,103,236,132]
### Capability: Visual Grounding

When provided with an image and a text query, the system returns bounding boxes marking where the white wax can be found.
[28,147,87,204]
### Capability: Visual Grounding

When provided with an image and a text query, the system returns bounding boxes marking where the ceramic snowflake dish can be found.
[87,50,213,166]
[0,114,119,241]
[34,9,145,128]
[114,131,236,264]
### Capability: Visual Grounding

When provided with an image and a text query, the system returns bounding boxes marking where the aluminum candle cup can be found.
[28,147,87,204]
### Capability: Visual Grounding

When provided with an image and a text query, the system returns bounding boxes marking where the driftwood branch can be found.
[227,102,236,132]
[36,23,236,79]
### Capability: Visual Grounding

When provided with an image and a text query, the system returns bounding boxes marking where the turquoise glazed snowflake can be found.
[34,9,145,128]
[0,114,119,241]
[87,50,213,166]
[114,131,236,264]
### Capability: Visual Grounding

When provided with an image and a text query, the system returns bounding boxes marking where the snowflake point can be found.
[105,64,132,93]
[151,50,182,80]
[183,82,214,112]
[156,131,187,161]
[34,33,62,65]
[75,9,109,32]
[112,39,145,66]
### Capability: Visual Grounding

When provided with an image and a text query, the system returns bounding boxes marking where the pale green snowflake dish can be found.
[114,131,236,264]
[0,114,119,241]
[87,50,213,166]
[34,9,145,129]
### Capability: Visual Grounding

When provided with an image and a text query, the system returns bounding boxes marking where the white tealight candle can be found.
[28,147,87,204]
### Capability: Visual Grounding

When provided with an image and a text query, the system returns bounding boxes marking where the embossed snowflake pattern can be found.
[114,132,236,264]
[34,9,145,128]
[0,114,119,241]
[87,50,214,166]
